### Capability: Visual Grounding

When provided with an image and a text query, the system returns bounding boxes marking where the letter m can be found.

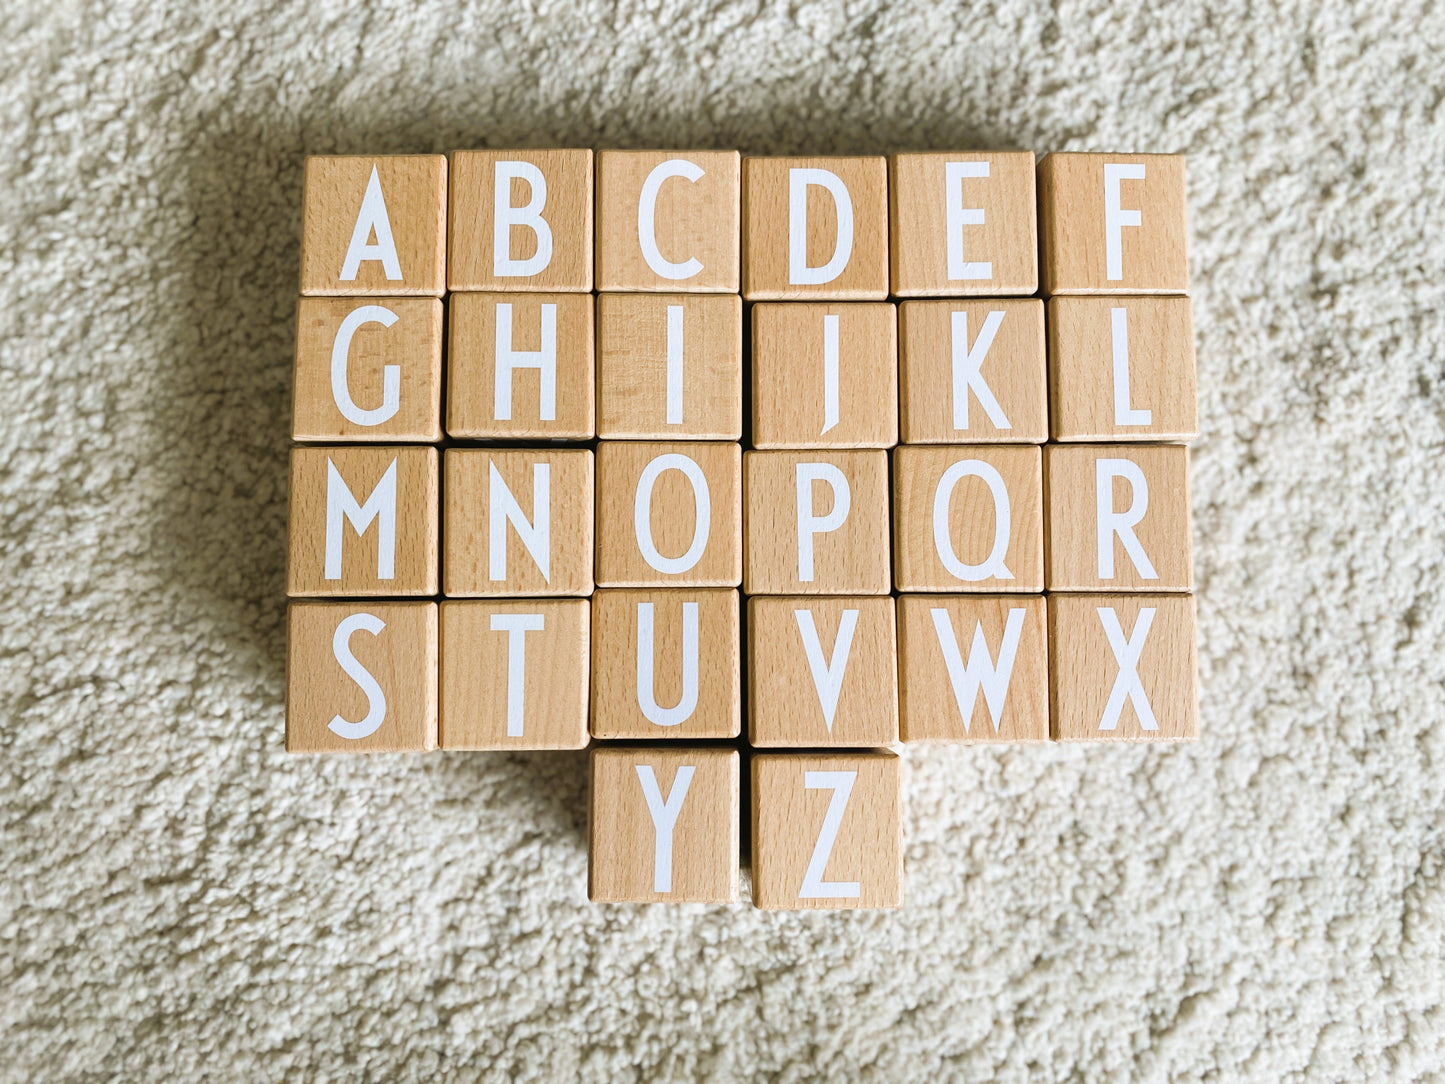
[325,457,397,580]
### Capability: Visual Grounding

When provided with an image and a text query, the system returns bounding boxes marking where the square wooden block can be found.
[741,156,889,300]
[595,150,741,292]
[590,588,740,740]
[287,445,438,597]
[751,752,902,910]
[589,746,739,903]
[287,601,437,752]
[443,448,594,597]
[596,293,742,440]
[898,299,1047,444]
[300,155,447,297]
[439,599,589,750]
[1044,444,1192,592]
[750,302,898,449]
[1050,593,1198,741]
[448,149,592,292]
[748,596,899,748]
[889,151,1038,297]
[1038,153,1189,295]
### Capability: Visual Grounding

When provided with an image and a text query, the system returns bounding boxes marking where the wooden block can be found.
[898,299,1047,444]
[589,746,739,903]
[751,752,902,910]
[287,446,438,597]
[747,596,898,748]
[897,594,1048,743]
[446,292,594,440]
[1044,444,1192,592]
[443,448,594,597]
[448,149,592,292]
[741,156,888,300]
[1049,593,1197,741]
[590,588,740,740]
[596,293,742,440]
[742,450,890,595]
[300,155,447,297]
[1038,153,1188,295]
[287,601,438,752]
[889,151,1038,297]
[595,150,741,292]
[750,302,898,449]
[893,444,1043,592]
[594,441,741,588]
[1047,296,1198,442]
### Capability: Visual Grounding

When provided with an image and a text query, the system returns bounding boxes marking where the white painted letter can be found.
[489,461,550,582]
[946,161,991,280]
[931,607,1025,733]
[491,613,545,737]
[788,168,854,285]
[638,159,705,280]
[793,608,859,732]
[325,457,397,580]
[1104,163,1146,281]
[951,309,1010,431]
[800,771,860,899]
[330,305,401,426]
[795,463,851,583]
[666,304,684,425]
[636,764,696,892]
[1097,607,1158,730]
[822,313,840,435]
[339,166,402,281]
[328,612,388,739]
[933,460,1013,582]
[634,453,710,574]
[494,302,557,421]
[636,601,699,727]
[494,161,553,277]
[1096,459,1157,580]
[1110,307,1151,426]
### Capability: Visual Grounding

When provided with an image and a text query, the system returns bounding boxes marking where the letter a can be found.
[339,166,403,281]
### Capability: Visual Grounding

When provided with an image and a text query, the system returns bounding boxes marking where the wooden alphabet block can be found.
[287,446,438,597]
[747,596,898,748]
[300,155,447,297]
[589,746,739,903]
[1049,593,1197,741]
[443,448,594,597]
[1038,153,1188,296]
[889,151,1038,297]
[751,752,902,910]
[595,150,741,292]
[590,588,741,740]
[741,156,889,300]
[448,149,593,292]
[287,601,438,752]
[750,302,898,449]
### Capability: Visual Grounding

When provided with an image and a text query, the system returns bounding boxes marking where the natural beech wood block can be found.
[438,599,589,750]
[595,150,741,292]
[1050,593,1198,742]
[1047,296,1199,442]
[590,588,740,740]
[287,601,438,752]
[446,292,594,440]
[589,746,739,903]
[750,302,898,449]
[596,293,742,440]
[1038,153,1189,295]
[741,156,889,300]
[747,596,898,748]
[443,448,594,597]
[1044,444,1192,592]
[897,594,1048,743]
[898,299,1047,444]
[287,446,438,597]
[751,752,902,910]
[594,441,742,588]
[889,151,1038,297]
[448,149,592,292]
[300,155,447,297]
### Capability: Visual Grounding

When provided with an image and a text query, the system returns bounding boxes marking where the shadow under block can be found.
[741,156,889,300]
[1038,153,1188,296]
[590,588,740,740]
[589,746,740,903]
[1044,443,1193,592]
[595,293,742,440]
[443,448,594,597]
[287,601,438,752]
[287,445,438,597]
[1047,296,1199,442]
[595,149,741,293]
[300,155,447,297]
[1049,593,1198,741]
[898,299,1047,444]
[751,752,902,910]
[889,151,1038,297]
[750,302,898,449]
[747,596,899,748]
[448,149,593,292]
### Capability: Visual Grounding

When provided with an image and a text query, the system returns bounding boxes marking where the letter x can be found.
[1097,607,1157,731]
